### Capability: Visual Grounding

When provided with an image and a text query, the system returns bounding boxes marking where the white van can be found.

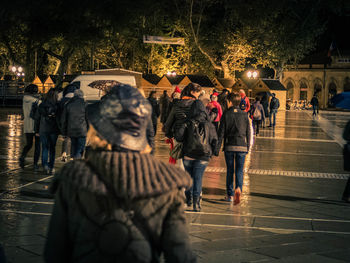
[70,74,136,102]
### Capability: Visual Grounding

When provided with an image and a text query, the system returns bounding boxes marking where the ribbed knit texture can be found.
[57,150,192,200]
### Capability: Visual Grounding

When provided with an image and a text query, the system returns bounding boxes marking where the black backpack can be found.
[183,120,211,158]
[240,96,247,111]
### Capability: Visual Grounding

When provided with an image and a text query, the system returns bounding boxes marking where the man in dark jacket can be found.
[159,90,170,124]
[260,94,269,128]
[44,83,196,263]
[148,91,160,135]
[268,93,280,128]
[214,92,251,205]
[61,89,88,159]
[311,94,319,118]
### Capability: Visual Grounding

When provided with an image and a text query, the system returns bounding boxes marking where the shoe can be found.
[33,164,39,171]
[19,157,25,169]
[185,196,193,207]
[234,188,241,205]
[193,196,201,212]
[43,166,50,175]
[61,153,67,162]
[267,125,272,128]
[49,168,55,175]
[224,196,233,202]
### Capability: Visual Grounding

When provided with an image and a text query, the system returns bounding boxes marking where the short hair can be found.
[24,84,38,94]
[239,89,246,95]
[272,93,276,97]
[227,92,241,107]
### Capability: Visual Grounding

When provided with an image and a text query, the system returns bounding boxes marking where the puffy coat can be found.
[22,95,40,133]
[44,150,196,263]
[61,96,88,137]
[36,100,59,134]
[215,106,251,154]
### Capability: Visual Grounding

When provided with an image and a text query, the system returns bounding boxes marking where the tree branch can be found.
[189,0,221,71]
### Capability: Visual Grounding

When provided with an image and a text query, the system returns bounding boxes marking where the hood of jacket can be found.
[53,150,192,200]
[23,94,38,104]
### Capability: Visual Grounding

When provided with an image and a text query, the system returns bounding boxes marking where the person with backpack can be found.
[61,89,88,159]
[44,83,196,263]
[250,97,265,136]
[214,92,251,205]
[35,89,59,174]
[239,89,250,113]
[268,93,280,128]
[19,84,41,170]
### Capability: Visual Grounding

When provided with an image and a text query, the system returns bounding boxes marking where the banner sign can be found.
[143,35,185,45]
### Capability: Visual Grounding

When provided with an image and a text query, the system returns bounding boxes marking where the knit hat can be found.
[87,83,152,151]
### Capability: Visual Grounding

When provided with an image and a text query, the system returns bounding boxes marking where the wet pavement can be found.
[0,108,350,262]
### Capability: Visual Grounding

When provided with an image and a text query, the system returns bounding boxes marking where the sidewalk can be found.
[0,109,350,262]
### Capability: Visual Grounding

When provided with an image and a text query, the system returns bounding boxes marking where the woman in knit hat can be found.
[44,83,195,263]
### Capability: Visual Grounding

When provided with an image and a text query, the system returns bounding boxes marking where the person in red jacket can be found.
[206,92,223,130]
[239,89,250,113]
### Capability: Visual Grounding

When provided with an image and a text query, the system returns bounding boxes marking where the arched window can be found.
[344,77,350,92]
[299,82,307,100]
[287,81,294,99]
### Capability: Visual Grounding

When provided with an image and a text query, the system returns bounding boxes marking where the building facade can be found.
[281,53,350,109]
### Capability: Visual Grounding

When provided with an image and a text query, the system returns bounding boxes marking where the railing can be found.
[0,81,29,106]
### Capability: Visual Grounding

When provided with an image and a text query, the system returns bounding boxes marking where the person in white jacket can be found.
[20,84,41,170]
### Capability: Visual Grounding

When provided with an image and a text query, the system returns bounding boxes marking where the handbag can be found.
[344,143,350,171]
[170,142,183,160]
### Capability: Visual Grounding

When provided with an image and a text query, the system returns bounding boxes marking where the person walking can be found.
[19,84,41,170]
[260,94,269,128]
[147,91,160,135]
[239,89,251,113]
[166,83,217,211]
[57,84,78,161]
[342,120,350,203]
[214,92,251,205]
[268,93,280,128]
[61,89,88,159]
[159,90,170,125]
[311,93,319,118]
[44,83,196,263]
[206,92,223,131]
[36,89,59,174]
[250,97,265,136]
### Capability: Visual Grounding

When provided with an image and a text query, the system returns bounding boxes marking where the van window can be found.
[71,81,81,89]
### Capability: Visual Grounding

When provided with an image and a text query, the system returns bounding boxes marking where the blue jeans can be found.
[40,133,58,169]
[224,151,246,196]
[70,137,86,158]
[312,105,319,116]
[183,159,208,199]
[269,109,277,126]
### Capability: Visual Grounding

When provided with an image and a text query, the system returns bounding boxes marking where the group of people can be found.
[20,83,88,174]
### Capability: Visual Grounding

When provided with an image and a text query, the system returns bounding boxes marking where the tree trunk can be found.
[221,61,234,79]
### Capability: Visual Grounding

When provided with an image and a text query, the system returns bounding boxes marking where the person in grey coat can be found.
[44,83,196,263]
[20,84,41,170]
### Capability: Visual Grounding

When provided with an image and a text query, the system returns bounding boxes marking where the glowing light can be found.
[11,66,17,73]
[247,71,252,78]
[18,66,23,73]
[252,71,258,78]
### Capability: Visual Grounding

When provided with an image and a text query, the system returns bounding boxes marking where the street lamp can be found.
[247,70,258,79]
[167,71,176,77]
[10,66,25,79]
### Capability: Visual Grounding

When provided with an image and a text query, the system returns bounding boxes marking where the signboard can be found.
[143,35,185,45]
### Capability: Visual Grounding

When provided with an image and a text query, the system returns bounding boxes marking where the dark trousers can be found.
[70,137,86,159]
[40,133,58,169]
[312,105,319,116]
[253,120,261,135]
[21,133,40,165]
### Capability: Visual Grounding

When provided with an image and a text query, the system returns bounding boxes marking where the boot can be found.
[193,196,201,212]
[19,156,25,169]
[185,192,192,207]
